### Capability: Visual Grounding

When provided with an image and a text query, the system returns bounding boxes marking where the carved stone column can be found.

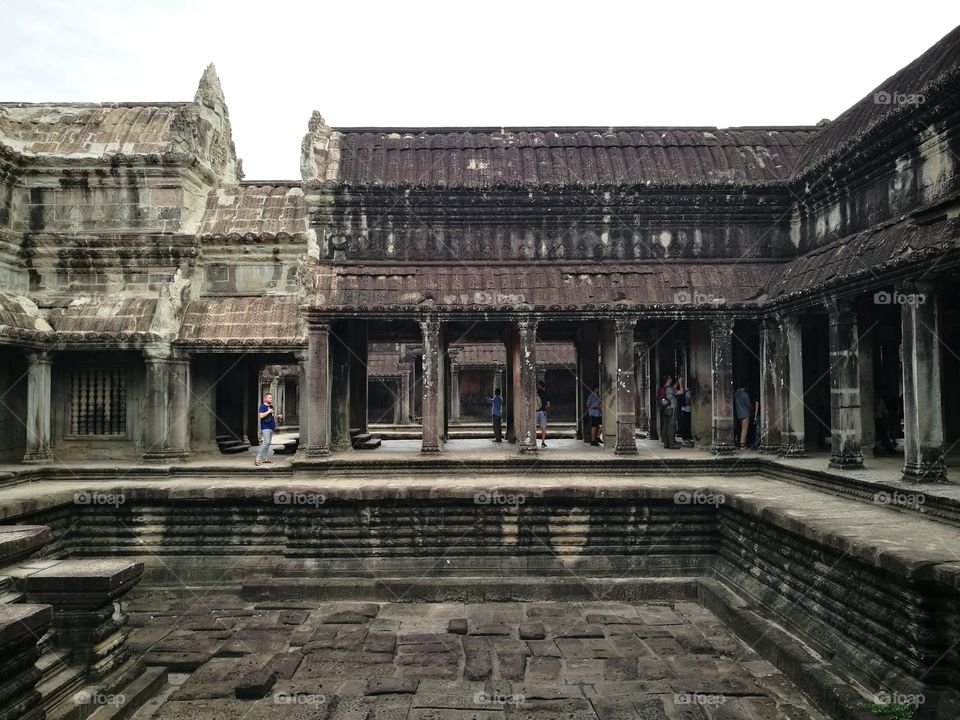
[779,313,806,456]
[23,350,53,464]
[420,317,444,453]
[759,318,782,453]
[826,297,865,469]
[710,318,736,455]
[302,323,330,456]
[142,347,189,462]
[900,281,947,482]
[515,317,539,452]
[634,340,650,437]
[601,317,638,454]
[450,366,461,422]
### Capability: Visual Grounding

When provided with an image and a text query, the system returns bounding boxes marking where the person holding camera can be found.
[255,392,282,467]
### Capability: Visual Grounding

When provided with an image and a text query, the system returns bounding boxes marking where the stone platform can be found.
[122,594,828,720]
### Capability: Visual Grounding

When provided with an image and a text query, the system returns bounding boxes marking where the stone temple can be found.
[0,23,959,720]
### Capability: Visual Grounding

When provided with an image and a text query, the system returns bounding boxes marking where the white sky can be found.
[3,0,959,180]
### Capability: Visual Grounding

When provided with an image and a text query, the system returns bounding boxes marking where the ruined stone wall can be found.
[791,108,960,252]
[314,189,796,263]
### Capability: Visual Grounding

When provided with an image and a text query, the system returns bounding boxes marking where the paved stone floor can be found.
[124,593,829,719]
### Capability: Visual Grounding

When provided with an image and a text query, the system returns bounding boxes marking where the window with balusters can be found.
[69,367,127,436]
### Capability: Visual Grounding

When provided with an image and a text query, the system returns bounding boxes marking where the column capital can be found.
[419,315,441,335]
[709,317,735,338]
[824,295,856,317]
[26,349,53,366]
[613,316,637,337]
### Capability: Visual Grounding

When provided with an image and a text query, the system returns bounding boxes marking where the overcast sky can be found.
[3,1,959,180]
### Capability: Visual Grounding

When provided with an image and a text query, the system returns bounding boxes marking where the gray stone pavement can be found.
[123,595,829,720]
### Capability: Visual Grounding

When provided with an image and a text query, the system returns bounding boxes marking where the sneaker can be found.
[541,442,548,448]
[591,440,601,446]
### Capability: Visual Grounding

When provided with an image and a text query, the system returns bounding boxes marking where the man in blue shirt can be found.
[485,387,504,442]
[255,393,280,466]
[536,381,551,448]
[586,385,602,446]
[733,385,752,449]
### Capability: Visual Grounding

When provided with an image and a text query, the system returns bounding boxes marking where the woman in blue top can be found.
[484,388,504,443]
[586,385,603,446]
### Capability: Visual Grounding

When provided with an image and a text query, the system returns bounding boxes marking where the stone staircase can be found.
[0,525,163,720]
[215,433,250,454]
[350,427,382,450]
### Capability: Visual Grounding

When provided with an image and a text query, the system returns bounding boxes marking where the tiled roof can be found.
[313,262,770,310]
[197,184,307,240]
[48,298,157,338]
[178,297,304,346]
[766,217,960,300]
[794,25,960,174]
[0,103,188,158]
[333,127,818,188]
[0,294,50,341]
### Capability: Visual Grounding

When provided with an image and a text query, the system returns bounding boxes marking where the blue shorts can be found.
[536,410,547,428]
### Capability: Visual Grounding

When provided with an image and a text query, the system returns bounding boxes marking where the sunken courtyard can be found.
[2,25,960,720]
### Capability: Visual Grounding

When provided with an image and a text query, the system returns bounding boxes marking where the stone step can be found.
[86,666,167,720]
[0,525,52,566]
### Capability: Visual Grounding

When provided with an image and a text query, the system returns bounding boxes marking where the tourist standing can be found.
[536,380,551,448]
[586,385,602,446]
[660,376,680,449]
[676,375,694,447]
[733,385,752,449]
[256,393,280,467]
[485,388,504,443]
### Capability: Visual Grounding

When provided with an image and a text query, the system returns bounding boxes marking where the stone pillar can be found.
[515,317,538,452]
[779,314,806,456]
[826,297,865,469]
[577,323,600,445]
[302,323,330,456]
[142,347,190,462]
[349,321,368,434]
[574,342,583,441]
[710,318,736,455]
[759,318,782,453]
[450,366,461,422]
[858,304,877,456]
[900,281,947,482]
[330,323,351,449]
[22,350,53,464]
[400,365,412,424]
[420,317,443,453]
[688,321,713,444]
[602,317,638,455]
[504,332,517,443]
[634,340,650,437]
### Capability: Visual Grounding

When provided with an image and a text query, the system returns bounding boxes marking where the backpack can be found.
[658,386,669,408]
